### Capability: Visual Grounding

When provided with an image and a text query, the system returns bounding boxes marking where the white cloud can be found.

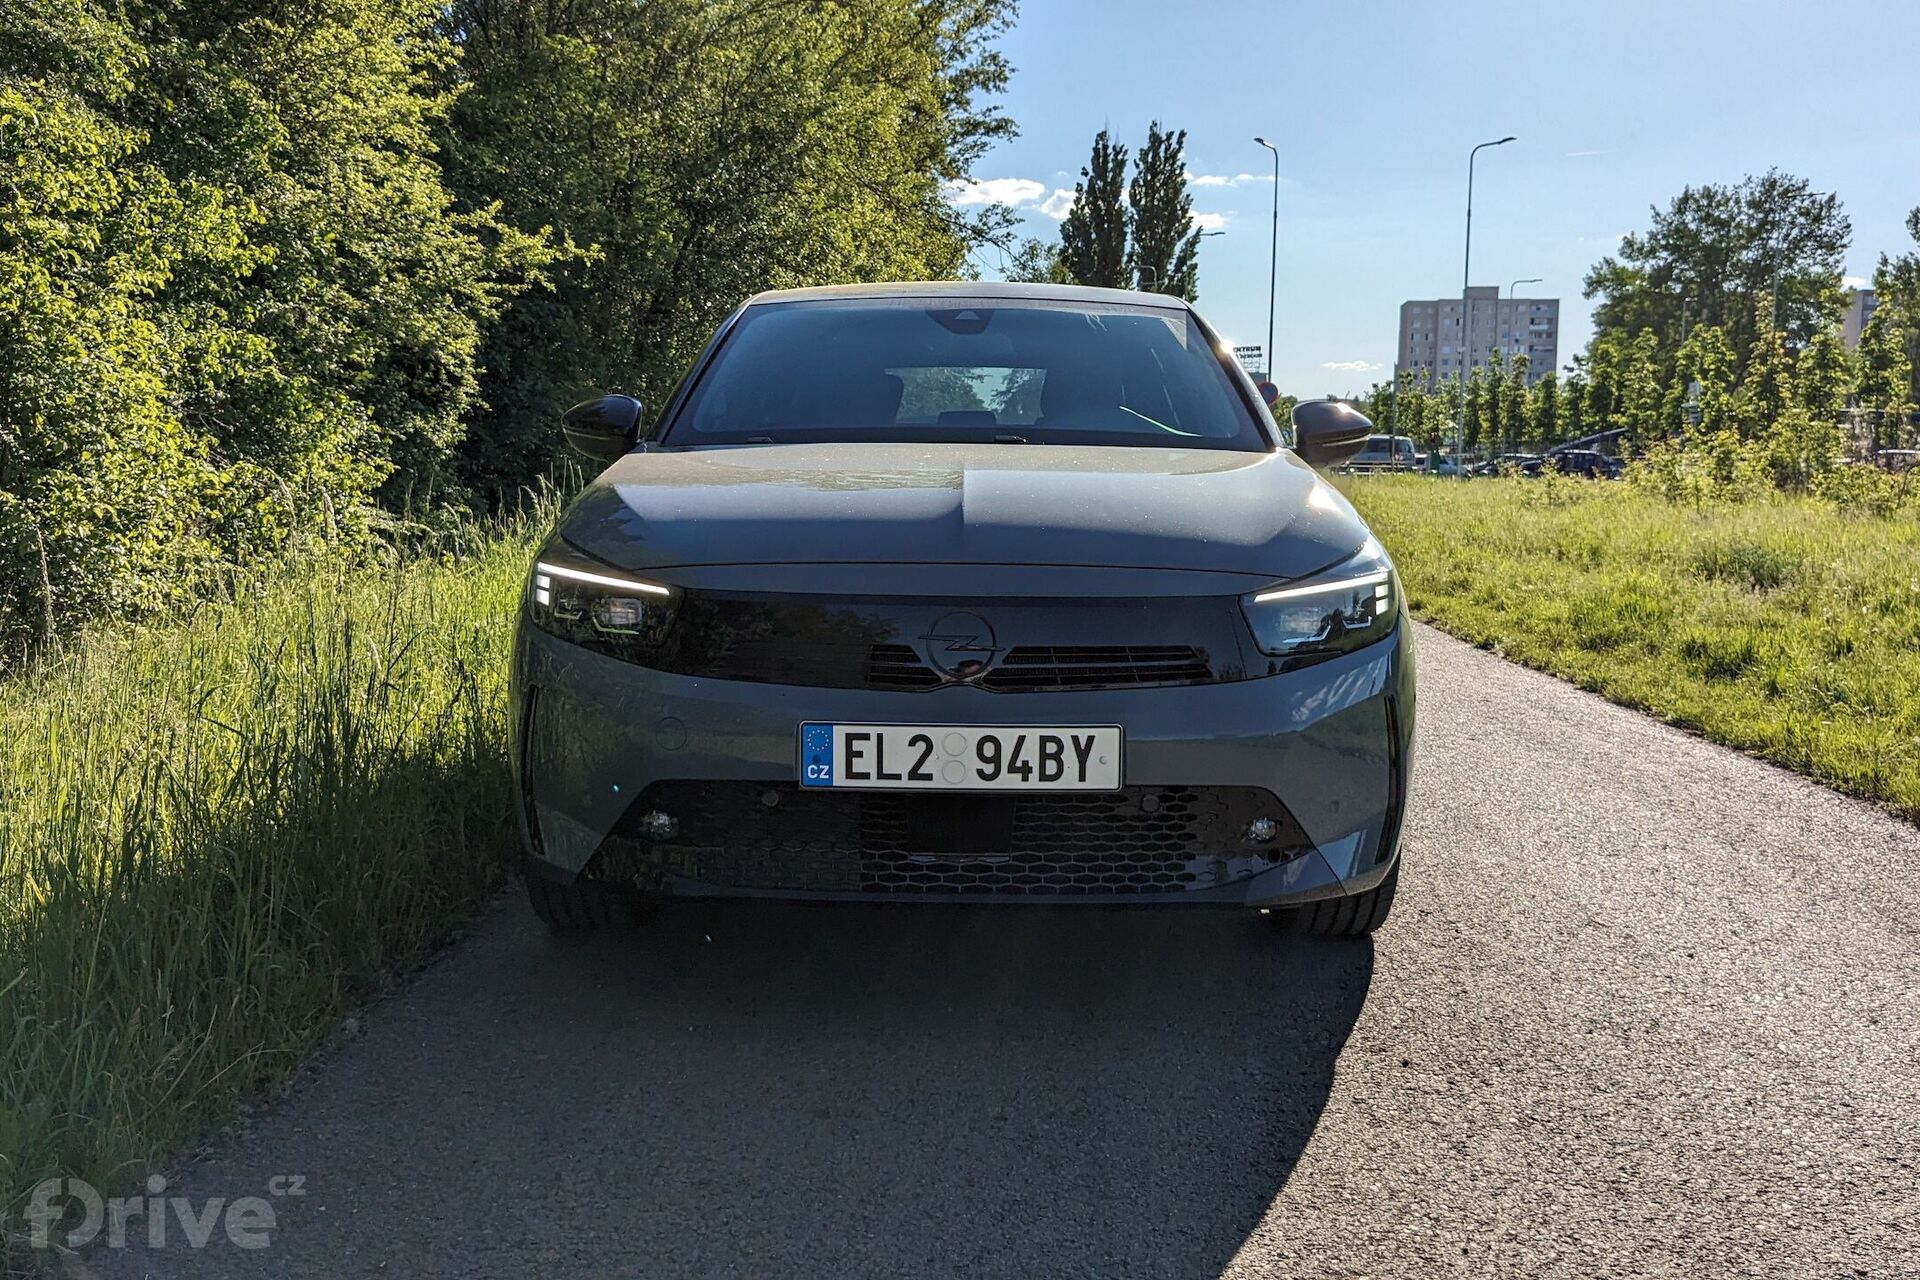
[942,177,1045,207]
[1565,148,1616,158]
[1843,274,1868,288]
[1038,188,1076,219]
[1186,172,1274,188]
[1321,360,1382,373]
[1194,212,1228,231]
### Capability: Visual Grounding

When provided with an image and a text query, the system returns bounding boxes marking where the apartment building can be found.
[1397,286,1559,388]
[1840,287,1878,348]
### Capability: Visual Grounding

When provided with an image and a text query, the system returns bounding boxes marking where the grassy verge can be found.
[1341,474,1920,820]
[0,520,539,1261]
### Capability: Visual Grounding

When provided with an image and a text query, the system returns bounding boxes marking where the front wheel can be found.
[1272,859,1399,937]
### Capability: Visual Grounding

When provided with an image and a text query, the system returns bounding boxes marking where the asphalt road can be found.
[91,624,1919,1279]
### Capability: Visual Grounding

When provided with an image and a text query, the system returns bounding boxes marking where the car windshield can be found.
[667,298,1269,450]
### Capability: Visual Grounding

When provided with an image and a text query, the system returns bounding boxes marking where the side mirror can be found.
[1290,398,1373,469]
[562,394,644,462]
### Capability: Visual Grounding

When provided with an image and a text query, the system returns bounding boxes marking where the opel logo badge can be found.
[919,611,1000,683]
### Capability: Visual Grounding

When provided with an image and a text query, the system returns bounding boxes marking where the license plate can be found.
[799,723,1122,791]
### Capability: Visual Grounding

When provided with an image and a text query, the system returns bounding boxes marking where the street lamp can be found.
[1254,136,1279,383]
[1507,277,1542,359]
[1457,136,1515,477]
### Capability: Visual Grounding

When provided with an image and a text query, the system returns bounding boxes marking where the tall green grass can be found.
[0,519,540,1259]
[1342,474,1920,820]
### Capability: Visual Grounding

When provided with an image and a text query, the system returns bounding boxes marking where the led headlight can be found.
[1242,540,1399,661]
[528,544,677,663]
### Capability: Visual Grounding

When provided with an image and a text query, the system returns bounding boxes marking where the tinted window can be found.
[668,299,1268,450]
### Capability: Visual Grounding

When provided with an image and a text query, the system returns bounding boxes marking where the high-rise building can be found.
[1397,286,1559,388]
[1840,287,1878,348]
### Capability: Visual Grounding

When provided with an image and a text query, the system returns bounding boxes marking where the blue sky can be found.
[955,0,1920,394]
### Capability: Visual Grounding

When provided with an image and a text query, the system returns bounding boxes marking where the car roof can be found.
[742,280,1194,311]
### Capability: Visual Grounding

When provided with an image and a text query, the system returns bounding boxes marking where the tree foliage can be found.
[1873,207,1920,406]
[1058,127,1129,289]
[1126,121,1199,299]
[1585,170,1850,373]
[0,0,1018,652]
[440,0,1017,499]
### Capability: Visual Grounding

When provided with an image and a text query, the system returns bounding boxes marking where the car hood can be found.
[559,443,1370,581]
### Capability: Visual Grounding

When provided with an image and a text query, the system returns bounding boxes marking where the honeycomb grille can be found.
[599,782,1309,899]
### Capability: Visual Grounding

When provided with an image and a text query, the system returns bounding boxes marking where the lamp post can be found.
[1507,277,1541,360]
[1458,135,1515,476]
[1254,136,1279,383]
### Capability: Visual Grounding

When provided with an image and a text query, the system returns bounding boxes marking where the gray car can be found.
[511,282,1413,936]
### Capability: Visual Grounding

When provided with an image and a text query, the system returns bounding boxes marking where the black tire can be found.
[1273,858,1399,937]
[526,874,631,934]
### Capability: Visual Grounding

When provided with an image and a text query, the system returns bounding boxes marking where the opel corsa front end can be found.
[511,283,1413,936]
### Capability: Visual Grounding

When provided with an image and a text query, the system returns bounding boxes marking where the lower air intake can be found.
[597,782,1310,900]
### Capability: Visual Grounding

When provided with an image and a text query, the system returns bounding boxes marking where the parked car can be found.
[1874,449,1920,474]
[1339,433,1424,473]
[512,282,1412,937]
[1543,448,1623,479]
[1468,453,1544,477]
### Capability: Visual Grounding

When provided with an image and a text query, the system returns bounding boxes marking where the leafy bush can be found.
[1624,431,1774,506]
[1,0,1016,652]
[1811,462,1918,517]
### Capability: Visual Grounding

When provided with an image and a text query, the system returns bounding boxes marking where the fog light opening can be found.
[1244,817,1279,844]
[638,810,678,840]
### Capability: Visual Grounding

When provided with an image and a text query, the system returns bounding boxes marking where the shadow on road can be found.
[522,903,1369,1276]
[101,900,1373,1278]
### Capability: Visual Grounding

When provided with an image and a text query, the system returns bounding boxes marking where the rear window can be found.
[666,299,1268,450]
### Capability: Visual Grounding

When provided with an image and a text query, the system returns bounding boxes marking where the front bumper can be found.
[511,621,1414,908]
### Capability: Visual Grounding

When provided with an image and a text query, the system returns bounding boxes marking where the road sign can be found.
[1255,381,1281,407]
[1232,345,1265,377]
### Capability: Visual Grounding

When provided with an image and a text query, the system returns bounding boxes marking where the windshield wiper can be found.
[1117,405,1203,437]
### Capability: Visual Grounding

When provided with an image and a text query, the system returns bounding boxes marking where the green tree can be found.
[1873,207,1920,407]
[1126,121,1200,299]
[1662,324,1738,435]
[1856,304,1914,449]
[1794,324,1854,424]
[1006,237,1070,284]
[1,0,552,649]
[1557,367,1589,443]
[1528,372,1560,447]
[138,0,556,520]
[1463,365,1489,451]
[1585,169,1850,370]
[1737,298,1795,437]
[1059,127,1130,288]
[1499,352,1530,451]
[0,0,222,646]
[441,0,1017,499]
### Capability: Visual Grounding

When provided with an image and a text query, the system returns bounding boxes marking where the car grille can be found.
[595,782,1310,900]
[786,643,1213,693]
[648,593,1239,693]
[865,644,945,691]
[980,645,1212,692]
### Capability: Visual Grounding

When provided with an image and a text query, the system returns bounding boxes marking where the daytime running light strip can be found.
[1252,569,1391,605]
[534,561,673,596]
